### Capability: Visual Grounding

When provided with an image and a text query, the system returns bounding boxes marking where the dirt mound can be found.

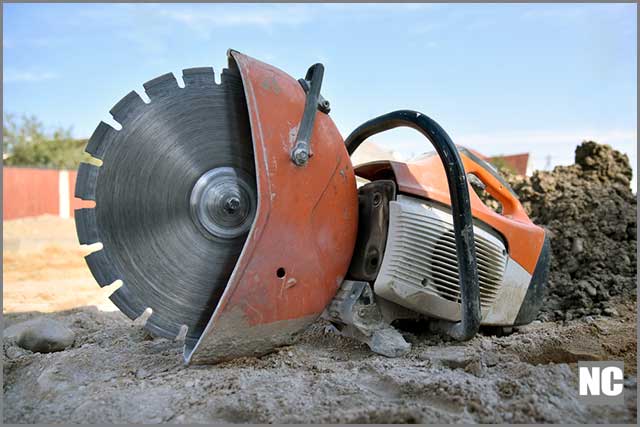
[505,141,637,320]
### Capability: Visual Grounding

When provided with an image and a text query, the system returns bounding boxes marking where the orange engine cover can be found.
[354,150,546,276]
[186,50,358,363]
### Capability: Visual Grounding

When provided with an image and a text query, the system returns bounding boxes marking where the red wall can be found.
[3,167,60,220]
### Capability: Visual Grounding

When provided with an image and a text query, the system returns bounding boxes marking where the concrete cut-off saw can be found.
[75,50,550,364]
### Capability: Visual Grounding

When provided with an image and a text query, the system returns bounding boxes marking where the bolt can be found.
[357,308,367,317]
[292,146,309,166]
[372,192,382,207]
[223,196,241,214]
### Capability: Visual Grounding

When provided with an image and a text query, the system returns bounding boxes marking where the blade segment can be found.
[85,249,120,287]
[182,67,216,88]
[109,91,147,125]
[75,163,99,201]
[75,208,99,245]
[86,121,117,160]
[143,73,180,100]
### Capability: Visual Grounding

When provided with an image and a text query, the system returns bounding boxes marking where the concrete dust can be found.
[2,304,636,423]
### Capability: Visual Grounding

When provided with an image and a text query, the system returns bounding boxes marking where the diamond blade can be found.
[76,66,255,342]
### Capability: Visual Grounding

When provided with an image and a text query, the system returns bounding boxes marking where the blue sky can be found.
[3,3,637,181]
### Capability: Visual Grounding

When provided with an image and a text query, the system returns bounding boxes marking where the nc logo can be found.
[578,361,624,405]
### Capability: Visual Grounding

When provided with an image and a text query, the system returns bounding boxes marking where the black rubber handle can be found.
[345,110,481,340]
[291,63,325,166]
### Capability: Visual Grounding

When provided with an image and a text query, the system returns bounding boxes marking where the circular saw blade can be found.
[75,67,255,342]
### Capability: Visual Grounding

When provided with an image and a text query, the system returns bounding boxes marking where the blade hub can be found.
[191,167,256,240]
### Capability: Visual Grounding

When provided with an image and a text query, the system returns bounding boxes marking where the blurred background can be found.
[2,3,637,313]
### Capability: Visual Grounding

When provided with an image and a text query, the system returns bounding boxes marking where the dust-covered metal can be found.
[373,195,511,322]
[189,167,256,240]
[325,280,411,357]
[75,66,256,344]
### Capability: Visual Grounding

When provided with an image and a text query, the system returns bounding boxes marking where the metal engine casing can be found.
[373,195,533,326]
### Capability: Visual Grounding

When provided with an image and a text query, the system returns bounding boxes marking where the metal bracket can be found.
[291,63,329,166]
[298,78,331,114]
[347,180,396,281]
[324,280,411,358]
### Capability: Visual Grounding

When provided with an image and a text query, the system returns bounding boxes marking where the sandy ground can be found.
[3,215,117,313]
[2,216,638,423]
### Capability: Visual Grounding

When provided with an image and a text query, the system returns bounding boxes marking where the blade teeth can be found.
[182,67,216,88]
[75,162,99,201]
[143,72,180,99]
[109,285,147,321]
[109,91,146,125]
[144,312,180,340]
[85,249,119,287]
[74,208,99,245]
[85,121,117,160]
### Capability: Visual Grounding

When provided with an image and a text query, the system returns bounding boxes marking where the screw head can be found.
[223,196,241,214]
[292,147,309,166]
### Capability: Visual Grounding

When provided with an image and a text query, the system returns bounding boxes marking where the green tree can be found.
[3,113,95,169]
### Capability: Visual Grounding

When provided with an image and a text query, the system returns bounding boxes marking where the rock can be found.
[603,307,619,317]
[572,238,584,254]
[464,359,484,377]
[585,285,597,297]
[484,353,499,367]
[135,368,149,379]
[5,318,75,353]
[369,326,411,357]
[421,346,472,369]
[5,345,30,359]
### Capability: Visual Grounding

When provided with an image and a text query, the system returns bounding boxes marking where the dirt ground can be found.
[2,214,638,423]
[2,305,637,423]
[3,215,117,313]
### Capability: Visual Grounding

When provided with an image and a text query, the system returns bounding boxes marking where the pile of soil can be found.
[501,142,637,321]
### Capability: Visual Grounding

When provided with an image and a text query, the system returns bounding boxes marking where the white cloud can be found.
[156,4,313,37]
[4,70,58,83]
[72,4,317,48]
